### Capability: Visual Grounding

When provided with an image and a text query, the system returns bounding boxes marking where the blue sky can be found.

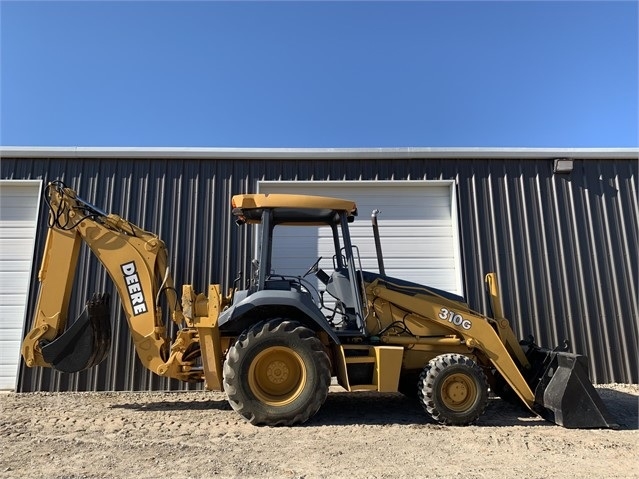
[1,1,637,148]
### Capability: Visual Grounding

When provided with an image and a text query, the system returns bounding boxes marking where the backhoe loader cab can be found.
[222,193,366,339]
[22,182,617,429]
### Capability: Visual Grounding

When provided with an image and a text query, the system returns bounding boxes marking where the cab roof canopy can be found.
[231,193,358,225]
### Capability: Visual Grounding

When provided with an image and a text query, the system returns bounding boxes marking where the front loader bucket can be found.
[41,293,111,373]
[527,347,618,428]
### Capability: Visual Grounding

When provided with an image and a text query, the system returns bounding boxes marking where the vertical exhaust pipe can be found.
[371,209,385,276]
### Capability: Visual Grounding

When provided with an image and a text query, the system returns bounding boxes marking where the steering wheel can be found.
[303,256,323,278]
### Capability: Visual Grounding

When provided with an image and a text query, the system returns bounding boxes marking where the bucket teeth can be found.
[41,293,112,373]
[527,347,618,429]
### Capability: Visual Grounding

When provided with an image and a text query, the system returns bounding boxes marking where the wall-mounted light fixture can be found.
[553,158,574,174]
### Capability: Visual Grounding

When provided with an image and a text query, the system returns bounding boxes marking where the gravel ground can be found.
[0,384,637,479]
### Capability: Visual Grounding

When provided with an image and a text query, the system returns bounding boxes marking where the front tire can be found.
[223,319,331,426]
[418,353,488,425]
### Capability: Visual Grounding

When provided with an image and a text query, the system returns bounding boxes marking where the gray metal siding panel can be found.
[1,155,636,391]
[456,159,638,384]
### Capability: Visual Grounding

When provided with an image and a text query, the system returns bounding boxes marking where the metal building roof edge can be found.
[0,146,637,160]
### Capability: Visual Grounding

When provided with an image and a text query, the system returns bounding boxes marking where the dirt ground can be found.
[0,384,637,479]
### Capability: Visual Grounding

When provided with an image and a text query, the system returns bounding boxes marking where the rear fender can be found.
[218,289,340,344]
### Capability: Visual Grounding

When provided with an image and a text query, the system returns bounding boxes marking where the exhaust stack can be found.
[371,209,385,276]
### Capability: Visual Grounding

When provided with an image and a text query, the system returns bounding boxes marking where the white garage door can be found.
[0,180,42,390]
[258,181,463,297]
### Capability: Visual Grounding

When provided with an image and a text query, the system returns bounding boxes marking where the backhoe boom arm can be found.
[21,182,214,382]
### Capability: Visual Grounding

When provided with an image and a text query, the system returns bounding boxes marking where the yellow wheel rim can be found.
[440,372,478,412]
[248,346,307,406]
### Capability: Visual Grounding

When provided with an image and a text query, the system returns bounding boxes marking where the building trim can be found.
[1,146,637,160]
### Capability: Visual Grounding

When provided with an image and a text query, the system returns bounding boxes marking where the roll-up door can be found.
[0,180,41,389]
[258,181,463,296]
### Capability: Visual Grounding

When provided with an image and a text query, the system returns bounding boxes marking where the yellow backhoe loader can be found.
[21,181,616,428]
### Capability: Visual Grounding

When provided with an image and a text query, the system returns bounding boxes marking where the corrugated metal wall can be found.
[2,155,637,390]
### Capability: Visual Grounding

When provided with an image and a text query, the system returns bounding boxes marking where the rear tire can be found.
[223,319,331,426]
[418,353,488,425]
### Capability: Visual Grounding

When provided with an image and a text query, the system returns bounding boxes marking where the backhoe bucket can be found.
[41,293,111,373]
[527,347,618,428]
